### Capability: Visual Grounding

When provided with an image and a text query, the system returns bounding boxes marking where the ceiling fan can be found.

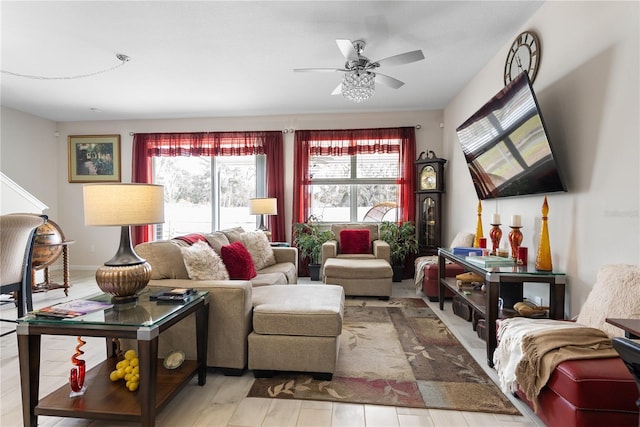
[294,39,425,102]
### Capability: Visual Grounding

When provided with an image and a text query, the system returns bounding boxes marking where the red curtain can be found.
[131,131,284,245]
[263,135,285,241]
[293,127,416,223]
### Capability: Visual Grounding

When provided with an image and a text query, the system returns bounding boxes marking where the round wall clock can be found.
[504,30,541,86]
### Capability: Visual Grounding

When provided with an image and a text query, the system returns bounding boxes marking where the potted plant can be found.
[379,221,419,282]
[293,215,335,281]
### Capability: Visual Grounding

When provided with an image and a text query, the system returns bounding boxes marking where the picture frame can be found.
[68,134,121,183]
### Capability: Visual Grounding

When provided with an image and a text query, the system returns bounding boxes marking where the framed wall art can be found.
[68,134,121,183]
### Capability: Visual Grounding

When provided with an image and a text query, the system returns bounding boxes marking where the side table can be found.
[606,318,640,339]
[17,289,209,427]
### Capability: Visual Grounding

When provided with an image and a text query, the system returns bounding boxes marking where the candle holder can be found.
[490,224,502,255]
[508,226,523,260]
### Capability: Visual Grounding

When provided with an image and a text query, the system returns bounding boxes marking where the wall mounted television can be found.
[455,72,567,200]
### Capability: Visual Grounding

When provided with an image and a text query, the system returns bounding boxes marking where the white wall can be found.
[0,107,59,218]
[443,1,639,317]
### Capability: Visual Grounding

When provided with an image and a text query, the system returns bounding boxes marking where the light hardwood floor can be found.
[0,270,544,427]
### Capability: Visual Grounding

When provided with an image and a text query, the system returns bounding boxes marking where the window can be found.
[132,131,284,245]
[308,153,399,222]
[154,155,265,239]
[293,128,416,224]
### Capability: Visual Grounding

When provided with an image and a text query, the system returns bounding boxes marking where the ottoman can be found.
[248,284,345,380]
[420,261,464,302]
[323,258,392,298]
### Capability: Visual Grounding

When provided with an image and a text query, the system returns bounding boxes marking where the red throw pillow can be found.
[340,229,370,254]
[220,241,257,280]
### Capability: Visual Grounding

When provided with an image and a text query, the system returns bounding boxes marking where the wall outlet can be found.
[534,296,543,306]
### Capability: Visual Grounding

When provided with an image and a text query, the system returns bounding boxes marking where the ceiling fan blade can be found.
[331,83,343,95]
[294,68,343,73]
[375,50,425,67]
[376,73,404,89]
[336,39,359,61]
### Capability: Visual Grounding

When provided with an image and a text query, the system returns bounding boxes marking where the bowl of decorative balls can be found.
[109,349,140,392]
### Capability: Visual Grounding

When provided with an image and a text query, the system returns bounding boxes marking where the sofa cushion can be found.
[252,284,344,337]
[324,258,392,279]
[339,229,370,254]
[576,264,640,337]
[250,272,288,287]
[135,240,189,280]
[257,260,297,284]
[180,241,229,281]
[240,231,276,270]
[203,231,230,255]
[220,227,245,243]
[221,241,257,280]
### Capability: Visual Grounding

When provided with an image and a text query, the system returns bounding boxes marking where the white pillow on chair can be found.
[576,264,640,337]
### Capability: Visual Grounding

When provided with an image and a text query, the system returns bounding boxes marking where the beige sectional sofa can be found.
[134,228,298,374]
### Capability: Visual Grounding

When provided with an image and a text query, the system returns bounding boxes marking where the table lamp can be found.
[249,197,277,240]
[83,183,164,302]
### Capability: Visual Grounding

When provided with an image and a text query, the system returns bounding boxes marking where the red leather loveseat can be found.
[516,357,638,427]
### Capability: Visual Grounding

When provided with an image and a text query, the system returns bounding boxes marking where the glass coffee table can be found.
[17,288,209,427]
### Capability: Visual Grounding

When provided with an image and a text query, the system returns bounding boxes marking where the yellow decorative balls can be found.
[109,349,140,392]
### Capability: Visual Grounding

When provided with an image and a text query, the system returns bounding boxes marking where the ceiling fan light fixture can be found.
[342,71,375,103]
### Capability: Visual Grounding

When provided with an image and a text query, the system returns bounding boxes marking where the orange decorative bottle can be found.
[536,197,553,271]
[474,200,484,248]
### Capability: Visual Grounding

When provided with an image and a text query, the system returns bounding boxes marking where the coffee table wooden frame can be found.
[17,292,209,427]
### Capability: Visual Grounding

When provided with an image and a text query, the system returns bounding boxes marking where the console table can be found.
[438,248,566,367]
[17,288,209,427]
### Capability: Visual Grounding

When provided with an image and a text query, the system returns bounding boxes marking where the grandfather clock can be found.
[415,151,447,255]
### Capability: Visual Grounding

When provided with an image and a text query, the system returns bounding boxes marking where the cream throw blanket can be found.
[413,255,438,295]
[494,318,617,412]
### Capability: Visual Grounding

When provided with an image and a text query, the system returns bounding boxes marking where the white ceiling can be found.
[0,1,543,122]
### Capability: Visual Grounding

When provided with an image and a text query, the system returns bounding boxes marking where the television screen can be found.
[455,72,566,200]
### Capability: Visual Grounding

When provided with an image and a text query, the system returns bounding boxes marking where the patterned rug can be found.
[247,297,519,415]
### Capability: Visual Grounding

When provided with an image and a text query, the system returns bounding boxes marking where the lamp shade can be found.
[249,198,277,215]
[83,183,164,226]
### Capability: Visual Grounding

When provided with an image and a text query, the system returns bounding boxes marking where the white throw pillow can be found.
[449,231,475,248]
[180,241,229,280]
[576,264,640,337]
[240,231,276,271]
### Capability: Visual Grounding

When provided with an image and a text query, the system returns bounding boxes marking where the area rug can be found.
[247,297,520,415]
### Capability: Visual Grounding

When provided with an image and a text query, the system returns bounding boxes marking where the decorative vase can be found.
[508,227,523,260]
[536,197,553,271]
[69,336,86,397]
[474,200,484,247]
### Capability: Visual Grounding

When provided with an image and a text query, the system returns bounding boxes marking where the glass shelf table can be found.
[17,288,209,427]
